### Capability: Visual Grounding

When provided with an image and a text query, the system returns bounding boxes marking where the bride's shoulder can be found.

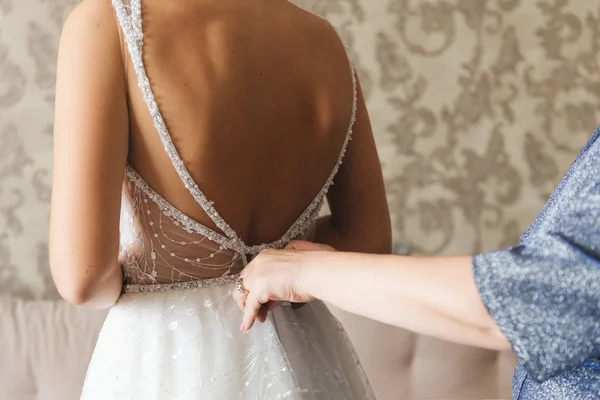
[60,0,123,50]
[59,0,124,71]
[63,0,118,30]
[280,4,350,61]
[284,4,340,36]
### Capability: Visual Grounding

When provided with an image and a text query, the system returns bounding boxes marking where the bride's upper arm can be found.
[50,0,129,300]
[326,78,392,254]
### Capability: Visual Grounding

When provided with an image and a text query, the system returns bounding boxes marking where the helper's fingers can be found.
[241,292,263,331]
[255,301,282,323]
[266,301,281,312]
[231,287,246,311]
[256,305,268,324]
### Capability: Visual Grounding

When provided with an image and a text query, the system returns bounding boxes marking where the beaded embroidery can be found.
[123,274,240,293]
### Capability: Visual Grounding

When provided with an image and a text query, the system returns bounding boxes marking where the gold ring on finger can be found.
[236,278,249,296]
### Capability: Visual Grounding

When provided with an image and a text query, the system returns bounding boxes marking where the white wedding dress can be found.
[81,1,375,399]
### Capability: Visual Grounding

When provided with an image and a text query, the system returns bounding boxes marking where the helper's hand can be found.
[231,241,336,331]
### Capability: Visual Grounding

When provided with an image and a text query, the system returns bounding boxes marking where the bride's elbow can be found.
[49,256,112,307]
[49,237,122,307]
[50,264,94,306]
[54,273,120,309]
[59,284,93,306]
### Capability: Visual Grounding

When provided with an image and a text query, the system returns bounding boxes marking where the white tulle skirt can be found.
[80,282,375,399]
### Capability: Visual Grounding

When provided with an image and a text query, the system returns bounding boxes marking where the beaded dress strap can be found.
[112,0,242,246]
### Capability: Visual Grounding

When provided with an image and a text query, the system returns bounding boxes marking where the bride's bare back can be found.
[50,0,390,304]
[128,0,357,243]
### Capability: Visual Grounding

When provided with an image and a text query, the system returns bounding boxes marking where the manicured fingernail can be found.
[240,324,245,331]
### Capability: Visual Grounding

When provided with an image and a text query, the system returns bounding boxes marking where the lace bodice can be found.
[113,0,357,290]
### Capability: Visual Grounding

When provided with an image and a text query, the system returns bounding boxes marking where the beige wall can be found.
[1,1,599,397]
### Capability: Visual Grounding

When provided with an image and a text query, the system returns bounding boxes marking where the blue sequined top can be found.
[473,125,600,399]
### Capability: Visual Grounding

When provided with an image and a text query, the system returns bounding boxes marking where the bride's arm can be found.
[50,0,128,308]
[315,78,391,255]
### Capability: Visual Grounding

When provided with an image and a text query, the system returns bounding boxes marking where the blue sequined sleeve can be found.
[473,175,600,382]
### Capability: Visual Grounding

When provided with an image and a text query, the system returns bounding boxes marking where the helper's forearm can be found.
[299,252,511,350]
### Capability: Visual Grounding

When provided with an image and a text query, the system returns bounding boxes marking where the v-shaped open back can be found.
[112,0,357,291]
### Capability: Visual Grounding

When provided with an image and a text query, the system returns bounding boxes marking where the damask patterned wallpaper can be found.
[1,0,599,298]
